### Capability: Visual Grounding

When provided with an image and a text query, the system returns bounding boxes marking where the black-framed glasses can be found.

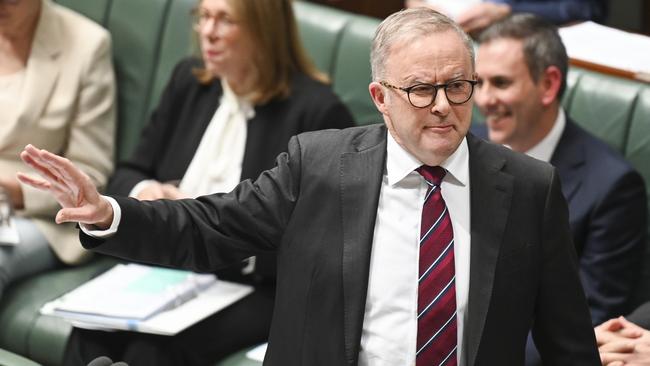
[380,79,478,108]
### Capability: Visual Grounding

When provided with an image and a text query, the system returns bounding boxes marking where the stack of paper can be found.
[41,263,254,335]
[559,21,650,82]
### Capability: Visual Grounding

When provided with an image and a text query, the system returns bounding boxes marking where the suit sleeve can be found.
[626,301,650,330]
[81,135,304,273]
[532,168,600,365]
[499,0,606,23]
[579,170,647,324]
[22,31,116,215]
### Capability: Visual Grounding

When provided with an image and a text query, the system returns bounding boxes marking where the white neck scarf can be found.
[179,79,255,197]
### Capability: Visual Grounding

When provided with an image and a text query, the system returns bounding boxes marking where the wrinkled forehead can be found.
[385,31,474,81]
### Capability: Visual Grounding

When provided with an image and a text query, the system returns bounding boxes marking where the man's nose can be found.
[429,88,451,115]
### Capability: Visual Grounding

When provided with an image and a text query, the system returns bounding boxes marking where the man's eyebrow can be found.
[404,72,470,85]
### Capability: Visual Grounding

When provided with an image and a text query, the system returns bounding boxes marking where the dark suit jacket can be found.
[626,301,650,330]
[107,57,354,283]
[493,0,607,24]
[474,119,647,325]
[83,125,599,365]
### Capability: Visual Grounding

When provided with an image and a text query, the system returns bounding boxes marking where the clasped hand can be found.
[596,316,650,366]
[17,144,113,229]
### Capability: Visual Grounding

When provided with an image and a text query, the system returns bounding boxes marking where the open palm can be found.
[18,144,113,227]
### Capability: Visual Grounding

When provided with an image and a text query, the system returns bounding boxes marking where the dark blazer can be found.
[107,57,355,282]
[626,301,650,330]
[109,57,354,194]
[494,0,607,24]
[474,119,647,325]
[83,125,599,365]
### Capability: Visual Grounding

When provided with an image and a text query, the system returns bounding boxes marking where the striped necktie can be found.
[415,165,457,366]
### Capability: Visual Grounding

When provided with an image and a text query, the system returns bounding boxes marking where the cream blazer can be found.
[1,0,116,264]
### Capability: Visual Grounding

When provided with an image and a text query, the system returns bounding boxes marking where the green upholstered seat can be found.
[294,1,353,78]
[568,69,644,153]
[53,0,110,25]
[0,258,116,365]
[331,15,382,125]
[0,348,42,366]
[2,1,649,365]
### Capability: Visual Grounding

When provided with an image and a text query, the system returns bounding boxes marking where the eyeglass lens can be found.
[407,80,474,108]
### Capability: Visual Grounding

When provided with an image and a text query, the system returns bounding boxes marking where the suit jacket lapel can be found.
[340,125,387,365]
[465,134,513,366]
[550,120,585,202]
[15,1,61,132]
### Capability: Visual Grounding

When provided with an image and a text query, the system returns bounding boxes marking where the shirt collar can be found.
[386,131,469,187]
[524,108,566,162]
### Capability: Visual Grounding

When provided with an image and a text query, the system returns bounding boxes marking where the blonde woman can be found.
[0,0,114,297]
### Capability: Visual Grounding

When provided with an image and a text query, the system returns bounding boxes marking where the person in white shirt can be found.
[19,7,599,365]
[472,13,647,366]
[0,0,115,297]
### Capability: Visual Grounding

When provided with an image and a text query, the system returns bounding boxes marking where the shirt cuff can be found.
[80,196,122,238]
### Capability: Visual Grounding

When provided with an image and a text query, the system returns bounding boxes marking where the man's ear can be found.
[369,82,389,116]
[540,65,562,106]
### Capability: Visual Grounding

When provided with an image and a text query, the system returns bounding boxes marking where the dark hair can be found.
[478,13,568,98]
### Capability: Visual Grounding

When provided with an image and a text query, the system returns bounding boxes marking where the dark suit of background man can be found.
[471,13,647,366]
[19,7,600,366]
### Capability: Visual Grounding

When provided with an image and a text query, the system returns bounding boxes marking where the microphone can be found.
[87,356,113,366]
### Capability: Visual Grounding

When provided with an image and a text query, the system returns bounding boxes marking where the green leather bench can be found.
[1,1,649,365]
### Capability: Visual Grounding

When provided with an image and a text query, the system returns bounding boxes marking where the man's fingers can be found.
[56,205,103,225]
[16,172,51,190]
[619,317,647,332]
[38,147,90,185]
[619,326,644,339]
[601,352,627,366]
[599,318,625,332]
[21,151,65,187]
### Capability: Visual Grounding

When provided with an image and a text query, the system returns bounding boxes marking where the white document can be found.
[246,343,267,362]
[559,21,650,81]
[40,264,254,336]
[0,218,20,245]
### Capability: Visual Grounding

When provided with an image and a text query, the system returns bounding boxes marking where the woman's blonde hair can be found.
[194,0,327,104]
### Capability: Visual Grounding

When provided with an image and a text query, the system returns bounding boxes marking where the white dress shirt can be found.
[358,132,471,366]
[0,70,25,103]
[85,131,472,365]
[523,108,566,163]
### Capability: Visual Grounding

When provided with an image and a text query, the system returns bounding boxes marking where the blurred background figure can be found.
[63,0,353,365]
[405,0,607,35]
[0,0,115,296]
[471,13,647,365]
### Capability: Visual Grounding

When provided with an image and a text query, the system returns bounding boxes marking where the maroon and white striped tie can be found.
[415,165,457,366]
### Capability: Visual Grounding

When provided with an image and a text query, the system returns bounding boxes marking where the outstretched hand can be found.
[18,144,114,229]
